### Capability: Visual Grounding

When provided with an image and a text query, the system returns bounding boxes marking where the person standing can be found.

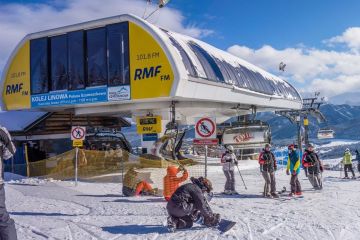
[302,143,323,190]
[0,125,18,240]
[355,150,360,176]
[286,144,302,196]
[258,143,278,198]
[221,146,238,195]
[342,148,355,179]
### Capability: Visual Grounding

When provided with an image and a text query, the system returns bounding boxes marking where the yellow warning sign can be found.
[72,140,83,147]
[136,116,162,134]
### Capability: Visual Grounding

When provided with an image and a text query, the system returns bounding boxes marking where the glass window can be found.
[68,31,85,90]
[30,38,49,94]
[107,22,130,86]
[162,30,197,77]
[87,27,107,87]
[188,41,224,82]
[50,35,68,91]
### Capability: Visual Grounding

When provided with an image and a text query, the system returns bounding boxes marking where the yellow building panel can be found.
[3,41,31,110]
[129,22,174,99]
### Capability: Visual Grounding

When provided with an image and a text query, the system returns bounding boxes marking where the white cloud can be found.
[325,27,360,51]
[0,0,212,71]
[227,30,360,97]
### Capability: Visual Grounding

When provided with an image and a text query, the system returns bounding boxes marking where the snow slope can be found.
[4,163,360,240]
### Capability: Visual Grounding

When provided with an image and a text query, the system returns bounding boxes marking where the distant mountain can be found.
[330,92,360,106]
[257,104,360,141]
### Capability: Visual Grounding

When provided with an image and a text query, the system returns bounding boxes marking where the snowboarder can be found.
[163,165,189,201]
[302,143,323,190]
[342,148,355,179]
[166,177,220,230]
[221,146,238,195]
[122,167,159,197]
[258,143,278,198]
[286,144,302,196]
[0,125,18,240]
[355,150,360,175]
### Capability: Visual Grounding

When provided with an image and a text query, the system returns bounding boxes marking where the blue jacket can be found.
[287,150,300,174]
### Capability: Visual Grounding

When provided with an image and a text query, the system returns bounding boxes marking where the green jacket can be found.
[342,152,353,165]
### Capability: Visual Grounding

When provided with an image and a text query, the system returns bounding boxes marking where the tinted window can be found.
[51,35,68,91]
[30,38,49,94]
[87,28,107,87]
[188,41,224,82]
[107,22,130,86]
[68,31,85,90]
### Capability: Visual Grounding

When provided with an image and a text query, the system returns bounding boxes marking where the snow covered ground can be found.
[4,160,360,240]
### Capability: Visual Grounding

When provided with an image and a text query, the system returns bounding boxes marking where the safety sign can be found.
[195,117,216,139]
[71,126,86,140]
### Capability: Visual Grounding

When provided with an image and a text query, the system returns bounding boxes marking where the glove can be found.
[320,165,324,172]
[292,170,296,175]
[204,213,221,227]
[259,160,265,165]
[235,161,238,166]
[286,170,290,175]
[303,162,309,168]
[274,166,277,171]
[178,165,185,172]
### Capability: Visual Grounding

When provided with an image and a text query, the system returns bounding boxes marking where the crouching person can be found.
[259,144,278,198]
[166,177,220,231]
[302,143,323,190]
[122,167,158,197]
[163,165,189,201]
[0,125,18,240]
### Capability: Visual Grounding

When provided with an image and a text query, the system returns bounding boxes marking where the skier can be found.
[302,143,323,190]
[221,145,238,195]
[0,125,18,240]
[355,150,360,175]
[258,143,278,198]
[286,144,302,196]
[163,165,189,201]
[342,148,355,179]
[167,177,220,230]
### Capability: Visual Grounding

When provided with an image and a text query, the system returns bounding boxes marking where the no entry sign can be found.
[195,117,216,139]
[71,126,86,140]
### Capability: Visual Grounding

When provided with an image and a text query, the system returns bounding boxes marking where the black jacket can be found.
[303,150,321,174]
[167,183,212,218]
[259,150,276,172]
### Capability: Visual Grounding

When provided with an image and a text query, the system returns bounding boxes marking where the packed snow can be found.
[4,156,360,240]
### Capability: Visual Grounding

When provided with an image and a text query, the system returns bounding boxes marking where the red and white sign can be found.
[195,117,216,139]
[71,126,86,140]
[193,138,219,145]
[194,117,217,145]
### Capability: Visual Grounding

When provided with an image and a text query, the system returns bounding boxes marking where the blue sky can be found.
[1,0,360,100]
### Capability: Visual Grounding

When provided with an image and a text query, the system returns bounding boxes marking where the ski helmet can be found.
[191,177,213,193]
[345,148,350,152]
[227,145,234,152]
[307,143,314,149]
[288,144,295,150]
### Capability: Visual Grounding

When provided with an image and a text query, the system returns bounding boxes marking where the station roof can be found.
[1,14,302,122]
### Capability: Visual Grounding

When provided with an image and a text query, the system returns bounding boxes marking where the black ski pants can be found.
[344,164,355,178]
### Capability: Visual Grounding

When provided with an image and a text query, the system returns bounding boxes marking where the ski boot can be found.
[271,192,280,198]
[167,216,177,232]
[191,210,203,224]
[223,190,232,195]
[295,192,302,196]
[288,192,294,197]
[352,176,356,179]
[231,190,239,195]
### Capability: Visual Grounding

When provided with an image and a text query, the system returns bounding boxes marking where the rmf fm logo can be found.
[134,65,170,81]
[5,83,29,96]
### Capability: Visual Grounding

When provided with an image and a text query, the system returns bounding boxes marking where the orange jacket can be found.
[163,166,189,200]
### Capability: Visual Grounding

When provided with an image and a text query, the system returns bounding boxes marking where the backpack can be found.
[0,126,16,160]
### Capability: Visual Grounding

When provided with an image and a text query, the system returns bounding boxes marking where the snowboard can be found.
[217,219,236,233]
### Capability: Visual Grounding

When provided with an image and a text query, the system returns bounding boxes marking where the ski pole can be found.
[236,165,247,190]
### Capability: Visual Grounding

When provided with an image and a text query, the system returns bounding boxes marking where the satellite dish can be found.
[279,62,286,72]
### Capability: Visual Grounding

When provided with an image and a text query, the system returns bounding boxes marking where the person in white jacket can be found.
[221,145,238,195]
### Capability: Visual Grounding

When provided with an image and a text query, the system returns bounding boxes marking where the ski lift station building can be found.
[1,14,302,148]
